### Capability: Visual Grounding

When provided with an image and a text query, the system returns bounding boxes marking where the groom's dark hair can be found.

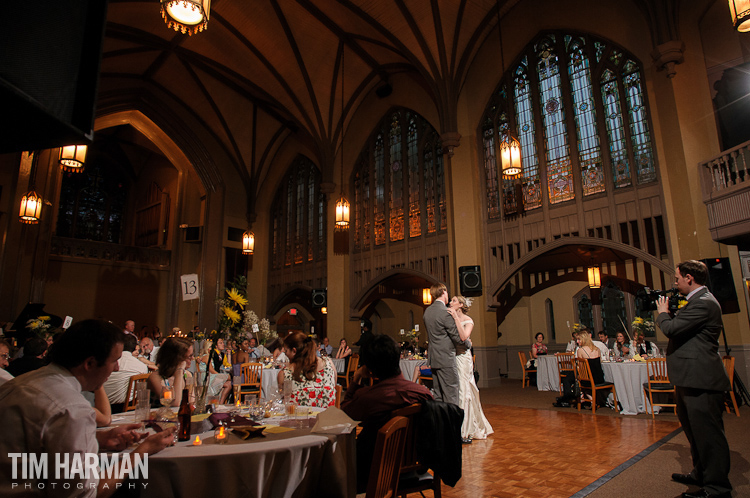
[361,335,401,379]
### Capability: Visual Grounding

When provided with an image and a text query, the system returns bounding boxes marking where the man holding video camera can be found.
[656,260,731,498]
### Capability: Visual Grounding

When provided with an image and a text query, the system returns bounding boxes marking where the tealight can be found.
[192,435,202,446]
[215,426,227,444]
[164,390,173,399]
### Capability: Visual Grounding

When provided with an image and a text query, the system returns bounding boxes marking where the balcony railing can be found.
[699,140,750,243]
[50,236,171,268]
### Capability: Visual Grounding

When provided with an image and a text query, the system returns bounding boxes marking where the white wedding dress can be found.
[456,319,494,439]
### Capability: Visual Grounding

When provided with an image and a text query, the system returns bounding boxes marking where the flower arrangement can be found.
[26,316,52,338]
[215,275,277,345]
[572,323,582,334]
[631,317,656,336]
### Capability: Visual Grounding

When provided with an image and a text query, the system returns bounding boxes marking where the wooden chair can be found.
[123,373,150,412]
[391,403,442,498]
[643,358,676,419]
[518,351,536,388]
[239,362,263,397]
[722,356,740,417]
[335,384,342,409]
[365,416,409,498]
[574,358,617,414]
[338,354,359,388]
[555,353,575,394]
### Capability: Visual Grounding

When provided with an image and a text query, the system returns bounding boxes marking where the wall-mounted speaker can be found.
[459,265,482,297]
[311,289,327,308]
[701,258,739,314]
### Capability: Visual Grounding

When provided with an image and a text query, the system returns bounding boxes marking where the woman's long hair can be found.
[284,331,318,381]
[578,330,596,352]
[156,337,192,379]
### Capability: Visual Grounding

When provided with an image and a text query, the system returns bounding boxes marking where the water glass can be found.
[284,400,297,421]
[243,394,257,414]
[134,389,151,429]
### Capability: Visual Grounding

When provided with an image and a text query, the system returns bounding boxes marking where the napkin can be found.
[310,407,359,434]
[209,413,260,428]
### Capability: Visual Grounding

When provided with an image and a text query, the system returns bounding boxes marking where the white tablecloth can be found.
[536,355,559,392]
[331,358,346,374]
[142,423,355,497]
[400,359,427,381]
[601,361,657,415]
[262,368,280,399]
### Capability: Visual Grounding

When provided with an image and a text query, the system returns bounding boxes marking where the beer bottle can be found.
[178,388,192,441]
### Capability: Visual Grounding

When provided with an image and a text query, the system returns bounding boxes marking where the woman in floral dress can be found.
[278,331,336,407]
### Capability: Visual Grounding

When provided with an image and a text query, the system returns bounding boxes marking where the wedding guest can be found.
[335,338,352,359]
[0,339,13,387]
[147,337,194,407]
[613,331,632,359]
[137,337,158,370]
[631,330,660,357]
[235,338,251,364]
[565,331,579,352]
[123,319,136,336]
[0,319,174,495]
[196,340,232,401]
[342,334,432,493]
[248,337,271,359]
[318,337,333,357]
[266,338,289,365]
[598,330,615,349]
[103,333,148,412]
[6,336,46,377]
[531,332,547,360]
[575,329,608,406]
[278,331,336,408]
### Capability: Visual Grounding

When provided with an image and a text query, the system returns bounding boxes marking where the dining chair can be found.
[416,365,433,387]
[574,358,617,414]
[722,356,740,417]
[518,351,536,388]
[124,373,151,412]
[334,384,342,409]
[239,362,263,397]
[643,358,675,419]
[338,354,359,389]
[365,415,409,498]
[391,403,442,498]
[555,352,575,394]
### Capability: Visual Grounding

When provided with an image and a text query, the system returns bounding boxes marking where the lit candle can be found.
[164,390,173,399]
[215,426,227,444]
[192,435,202,446]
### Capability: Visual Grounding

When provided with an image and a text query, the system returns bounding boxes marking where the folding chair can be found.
[643,358,675,419]
[365,416,409,498]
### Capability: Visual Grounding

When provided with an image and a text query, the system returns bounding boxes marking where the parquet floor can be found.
[431,403,680,498]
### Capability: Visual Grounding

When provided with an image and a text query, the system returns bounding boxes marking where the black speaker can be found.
[701,257,740,314]
[311,289,327,308]
[459,266,482,297]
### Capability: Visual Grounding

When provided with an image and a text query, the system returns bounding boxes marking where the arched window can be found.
[545,298,556,341]
[270,156,326,270]
[56,164,127,243]
[353,109,446,251]
[481,32,656,218]
[577,294,594,330]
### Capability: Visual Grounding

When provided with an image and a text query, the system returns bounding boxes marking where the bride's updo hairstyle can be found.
[454,295,472,314]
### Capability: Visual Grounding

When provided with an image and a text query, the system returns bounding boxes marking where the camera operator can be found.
[656,260,731,498]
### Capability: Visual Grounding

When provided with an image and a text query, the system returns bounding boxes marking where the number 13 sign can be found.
[180,274,200,301]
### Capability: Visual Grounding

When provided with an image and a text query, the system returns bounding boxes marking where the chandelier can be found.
[729,1,750,32]
[59,145,88,173]
[161,0,210,35]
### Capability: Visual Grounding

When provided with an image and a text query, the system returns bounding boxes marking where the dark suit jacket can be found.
[423,300,469,369]
[656,287,730,391]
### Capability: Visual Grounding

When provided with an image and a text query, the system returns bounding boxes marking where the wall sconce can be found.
[242,231,255,255]
[59,145,87,173]
[587,265,601,289]
[729,0,750,32]
[161,0,210,35]
[422,288,432,305]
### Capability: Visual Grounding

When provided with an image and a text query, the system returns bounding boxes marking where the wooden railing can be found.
[699,140,750,242]
[50,236,171,268]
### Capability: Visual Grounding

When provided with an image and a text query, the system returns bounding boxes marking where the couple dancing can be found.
[424,283,493,442]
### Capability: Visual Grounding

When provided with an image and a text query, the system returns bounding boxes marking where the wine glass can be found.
[158,386,174,419]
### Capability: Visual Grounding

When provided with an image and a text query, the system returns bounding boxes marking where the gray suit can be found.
[423,300,469,405]
[657,287,731,495]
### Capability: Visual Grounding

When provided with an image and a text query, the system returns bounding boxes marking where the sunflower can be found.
[223,307,241,324]
[226,288,248,309]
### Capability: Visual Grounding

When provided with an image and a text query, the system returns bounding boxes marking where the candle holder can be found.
[214,425,228,444]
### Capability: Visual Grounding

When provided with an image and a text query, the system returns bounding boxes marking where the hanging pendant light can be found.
[333,46,350,255]
[422,288,433,305]
[729,1,750,32]
[587,265,601,289]
[335,195,350,226]
[59,145,88,173]
[242,230,255,255]
[19,190,42,224]
[161,0,210,35]
[500,135,522,178]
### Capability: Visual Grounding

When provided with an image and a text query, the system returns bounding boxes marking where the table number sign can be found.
[180,274,200,301]
[62,316,73,329]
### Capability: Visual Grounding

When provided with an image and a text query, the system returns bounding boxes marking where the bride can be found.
[447,295,494,441]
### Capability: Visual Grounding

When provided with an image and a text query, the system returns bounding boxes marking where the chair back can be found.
[722,356,735,388]
[338,354,360,388]
[556,352,575,372]
[365,416,409,498]
[335,384,342,409]
[240,362,263,395]
[390,403,423,474]
[518,351,528,369]
[645,358,670,384]
[574,357,592,383]
[124,373,151,412]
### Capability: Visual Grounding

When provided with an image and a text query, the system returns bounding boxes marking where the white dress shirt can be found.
[0,363,99,496]
[104,351,149,404]
[592,340,610,357]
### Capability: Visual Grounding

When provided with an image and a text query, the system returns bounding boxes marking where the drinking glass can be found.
[285,400,297,422]
[243,394,257,415]
[233,375,242,404]
[134,389,151,430]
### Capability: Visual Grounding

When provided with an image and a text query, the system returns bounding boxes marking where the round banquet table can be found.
[261,368,280,399]
[399,358,427,381]
[331,358,346,374]
[535,355,559,392]
[601,361,658,415]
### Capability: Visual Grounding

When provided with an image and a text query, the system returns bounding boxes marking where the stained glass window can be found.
[481,32,657,220]
[269,157,325,270]
[353,109,445,252]
[577,294,594,330]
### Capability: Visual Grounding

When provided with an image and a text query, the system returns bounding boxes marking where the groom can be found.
[423,282,470,406]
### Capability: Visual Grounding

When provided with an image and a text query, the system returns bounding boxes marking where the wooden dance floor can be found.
[437,403,680,498]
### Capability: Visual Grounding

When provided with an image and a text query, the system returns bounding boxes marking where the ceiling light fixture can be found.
[59,144,88,173]
[161,0,210,35]
[729,1,750,32]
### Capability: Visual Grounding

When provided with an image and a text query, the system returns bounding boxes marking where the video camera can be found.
[641,287,681,313]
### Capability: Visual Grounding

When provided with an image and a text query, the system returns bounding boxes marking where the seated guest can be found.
[0,319,174,494]
[342,334,433,493]
[565,331,579,352]
[137,337,158,370]
[266,338,289,365]
[6,336,47,377]
[529,332,547,372]
[196,340,232,402]
[234,338,251,365]
[630,330,659,357]
[613,331,632,359]
[591,336,610,358]
[147,337,195,407]
[0,339,13,387]
[278,331,336,408]
[318,337,333,357]
[598,330,614,349]
[335,338,352,359]
[576,329,608,406]
[248,337,271,359]
[103,334,149,412]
